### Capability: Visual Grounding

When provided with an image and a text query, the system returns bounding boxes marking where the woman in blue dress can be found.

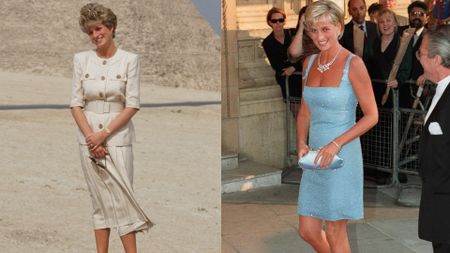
[296,1,378,252]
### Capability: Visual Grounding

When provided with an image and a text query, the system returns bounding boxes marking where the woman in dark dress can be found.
[262,7,302,100]
[364,8,412,184]
[367,8,413,108]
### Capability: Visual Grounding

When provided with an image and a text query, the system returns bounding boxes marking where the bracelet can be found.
[104,126,112,135]
[331,140,341,149]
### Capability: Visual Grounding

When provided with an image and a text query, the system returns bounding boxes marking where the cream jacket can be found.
[70,49,140,146]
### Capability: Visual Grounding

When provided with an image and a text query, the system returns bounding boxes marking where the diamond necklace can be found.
[317,46,342,73]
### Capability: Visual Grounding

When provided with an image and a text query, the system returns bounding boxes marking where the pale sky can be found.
[191,0,220,34]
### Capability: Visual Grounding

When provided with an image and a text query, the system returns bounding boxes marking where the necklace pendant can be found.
[317,46,342,74]
[317,64,329,73]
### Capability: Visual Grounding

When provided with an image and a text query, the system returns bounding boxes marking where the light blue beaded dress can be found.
[297,54,363,220]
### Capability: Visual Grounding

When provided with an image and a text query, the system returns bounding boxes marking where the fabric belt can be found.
[84,101,124,113]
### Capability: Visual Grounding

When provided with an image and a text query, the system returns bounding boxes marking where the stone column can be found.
[222,0,240,154]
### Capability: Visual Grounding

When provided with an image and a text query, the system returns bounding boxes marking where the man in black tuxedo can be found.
[339,0,378,65]
[417,25,450,253]
[399,1,428,86]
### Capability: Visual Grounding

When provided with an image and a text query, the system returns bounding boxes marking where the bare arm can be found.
[338,56,379,145]
[297,55,312,158]
[288,16,305,59]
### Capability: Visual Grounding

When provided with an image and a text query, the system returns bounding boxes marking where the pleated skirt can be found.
[79,145,153,236]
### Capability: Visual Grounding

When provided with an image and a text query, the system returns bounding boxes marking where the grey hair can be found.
[426,25,450,68]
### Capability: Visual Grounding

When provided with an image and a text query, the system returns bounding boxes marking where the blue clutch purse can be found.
[298,150,344,170]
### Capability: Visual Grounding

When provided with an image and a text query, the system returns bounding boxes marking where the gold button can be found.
[99,92,103,98]
[102,60,107,65]
[101,76,106,81]
[99,124,103,129]
[85,73,89,78]
[116,74,121,79]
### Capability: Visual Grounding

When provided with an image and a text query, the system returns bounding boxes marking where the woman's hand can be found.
[86,131,108,150]
[90,145,108,159]
[282,66,296,76]
[314,141,340,169]
[298,142,311,160]
[387,79,398,88]
[299,15,305,32]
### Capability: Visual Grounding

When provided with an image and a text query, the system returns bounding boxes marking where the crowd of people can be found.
[264,0,446,183]
[262,1,450,252]
[263,0,436,108]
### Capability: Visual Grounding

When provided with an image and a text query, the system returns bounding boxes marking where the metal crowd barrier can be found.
[281,75,436,202]
[281,72,302,184]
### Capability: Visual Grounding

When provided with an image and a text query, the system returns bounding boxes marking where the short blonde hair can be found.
[79,3,117,38]
[377,8,398,32]
[304,0,344,29]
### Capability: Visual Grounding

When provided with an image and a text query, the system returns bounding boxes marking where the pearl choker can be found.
[317,46,342,73]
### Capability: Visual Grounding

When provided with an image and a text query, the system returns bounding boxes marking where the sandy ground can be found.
[0,71,221,252]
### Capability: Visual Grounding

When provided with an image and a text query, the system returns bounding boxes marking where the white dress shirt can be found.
[413,27,425,46]
[424,75,450,124]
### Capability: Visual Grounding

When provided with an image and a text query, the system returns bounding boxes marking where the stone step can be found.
[239,77,275,90]
[222,160,282,194]
[239,65,274,85]
[238,29,272,40]
[240,97,285,117]
[222,152,239,171]
[240,85,281,102]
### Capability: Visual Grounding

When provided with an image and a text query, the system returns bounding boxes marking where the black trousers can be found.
[433,242,450,253]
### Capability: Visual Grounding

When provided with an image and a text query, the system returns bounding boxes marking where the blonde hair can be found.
[377,8,398,32]
[304,0,344,29]
[377,8,398,24]
[79,3,117,38]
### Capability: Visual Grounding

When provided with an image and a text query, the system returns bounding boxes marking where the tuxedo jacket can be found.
[419,82,450,193]
[418,81,450,243]
[339,20,378,64]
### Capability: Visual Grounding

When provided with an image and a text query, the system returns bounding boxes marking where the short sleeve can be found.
[125,54,140,109]
[70,54,85,108]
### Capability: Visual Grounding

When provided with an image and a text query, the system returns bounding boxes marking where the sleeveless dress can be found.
[297,54,364,220]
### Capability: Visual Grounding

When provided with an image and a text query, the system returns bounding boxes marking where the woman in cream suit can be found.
[70,3,152,253]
